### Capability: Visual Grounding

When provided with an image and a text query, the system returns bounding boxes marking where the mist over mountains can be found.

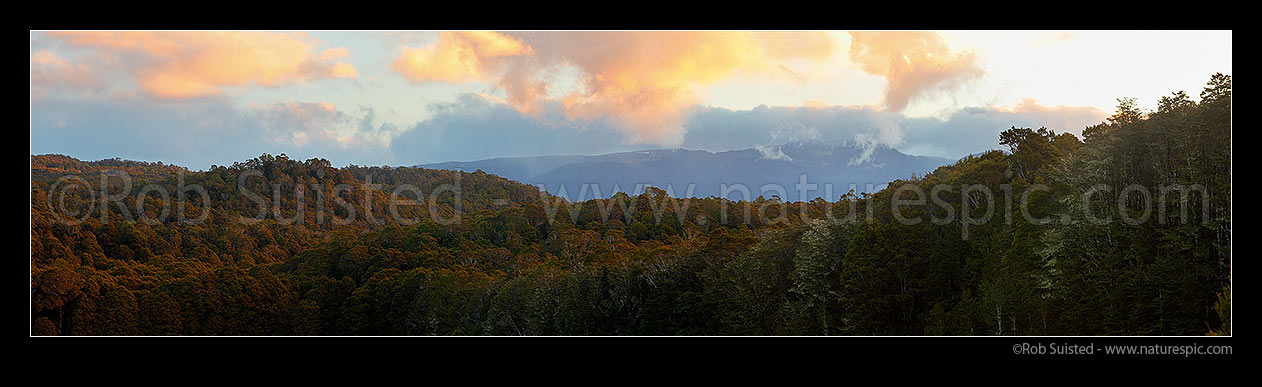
[423,141,952,201]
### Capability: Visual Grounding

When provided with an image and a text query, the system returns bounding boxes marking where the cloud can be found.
[320,47,351,60]
[848,31,984,112]
[30,97,391,169]
[988,98,1109,134]
[32,96,267,167]
[391,31,533,84]
[30,50,103,100]
[253,101,344,147]
[388,96,1106,167]
[897,100,1107,158]
[683,100,1107,160]
[390,31,839,146]
[682,104,885,151]
[31,32,1114,170]
[31,86,1108,171]
[390,94,643,165]
[41,31,358,99]
[754,144,792,161]
[850,111,904,165]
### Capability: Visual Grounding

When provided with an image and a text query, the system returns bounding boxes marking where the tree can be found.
[999,127,1062,180]
[1109,97,1145,126]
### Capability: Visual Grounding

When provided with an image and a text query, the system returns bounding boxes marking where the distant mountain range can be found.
[422,142,952,201]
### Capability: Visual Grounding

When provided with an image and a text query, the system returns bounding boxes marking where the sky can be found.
[30,30,1232,169]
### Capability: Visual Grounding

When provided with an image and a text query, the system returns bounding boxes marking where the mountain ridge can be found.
[423,142,952,202]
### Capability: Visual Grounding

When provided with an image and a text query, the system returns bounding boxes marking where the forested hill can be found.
[30,74,1231,336]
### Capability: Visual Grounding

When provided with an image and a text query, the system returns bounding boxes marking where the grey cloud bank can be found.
[31,94,1107,170]
[682,102,1107,160]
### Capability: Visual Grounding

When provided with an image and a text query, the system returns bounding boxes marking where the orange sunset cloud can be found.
[391,31,839,145]
[42,31,358,99]
[848,31,983,112]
